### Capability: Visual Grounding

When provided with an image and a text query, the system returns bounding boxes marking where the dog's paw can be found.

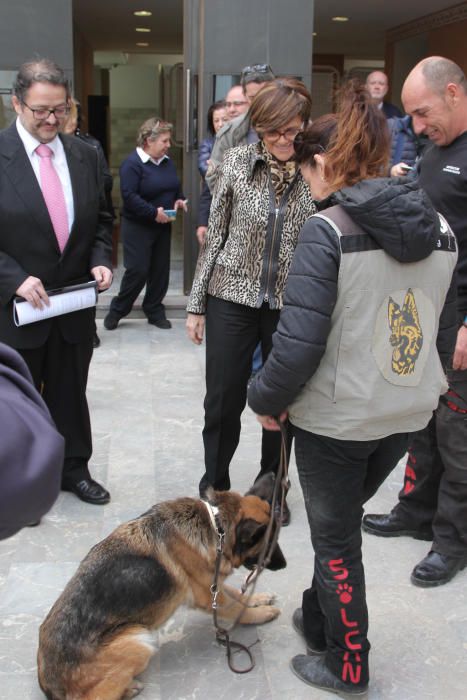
[249,592,276,607]
[238,604,281,625]
[253,605,281,624]
[123,680,144,698]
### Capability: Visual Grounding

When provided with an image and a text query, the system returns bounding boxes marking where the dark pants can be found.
[393,369,467,558]
[18,322,94,485]
[110,217,171,322]
[294,426,407,688]
[200,295,288,494]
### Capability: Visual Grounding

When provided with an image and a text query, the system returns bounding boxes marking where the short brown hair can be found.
[323,80,390,191]
[249,78,312,135]
[136,117,173,147]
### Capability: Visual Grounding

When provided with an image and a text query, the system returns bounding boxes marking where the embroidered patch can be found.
[372,287,435,386]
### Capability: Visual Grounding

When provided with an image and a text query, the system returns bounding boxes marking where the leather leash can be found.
[205,418,289,673]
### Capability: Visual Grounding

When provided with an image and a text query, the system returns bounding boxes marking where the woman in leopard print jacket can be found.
[186,79,316,520]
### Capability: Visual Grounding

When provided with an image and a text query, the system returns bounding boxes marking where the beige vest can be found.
[289,205,458,440]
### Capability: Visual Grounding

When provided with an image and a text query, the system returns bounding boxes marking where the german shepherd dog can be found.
[37,474,286,699]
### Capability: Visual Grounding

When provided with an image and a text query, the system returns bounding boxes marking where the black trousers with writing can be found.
[294,426,407,688]
[393,368,467,558]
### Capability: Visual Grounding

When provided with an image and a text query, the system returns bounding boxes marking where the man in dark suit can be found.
[0,58,113,505]
[366,70,403,119]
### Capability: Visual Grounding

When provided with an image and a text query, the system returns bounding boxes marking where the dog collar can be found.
[202,500,225,553]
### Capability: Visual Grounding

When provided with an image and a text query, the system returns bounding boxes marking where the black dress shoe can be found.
[362,512,433,541]
[27,520,41,527]
[290,655,368,696]
[292,608,326,655]
[62,478,110,505]
[411,550,467,587]
[274,498,291,526]
[92,331,101,348]
[103,312,120,330]
[148,318,172,329]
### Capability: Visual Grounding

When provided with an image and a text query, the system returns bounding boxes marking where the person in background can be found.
[387,114,428,176]
[363,56,467,588]
[247,80,457,696]
[104,118,186,332]
[366,70,403,119]
[62,98,115,348]
[186,78,315,526]
[196,100,227,246]
[0,342,64,539]
[205,64,276,193]
[0,58,113,506]
[198,100,227,178]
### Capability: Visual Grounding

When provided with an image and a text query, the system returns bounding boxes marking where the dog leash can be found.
[205,417,289,674]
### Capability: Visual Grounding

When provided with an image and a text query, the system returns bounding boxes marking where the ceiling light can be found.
[134,10,152,17]
[135,27,151,32]
[136,42,149,47]
[313,32,318,36]
[332,16,349,22]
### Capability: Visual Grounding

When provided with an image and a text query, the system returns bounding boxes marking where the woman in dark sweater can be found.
[104,118,186,331]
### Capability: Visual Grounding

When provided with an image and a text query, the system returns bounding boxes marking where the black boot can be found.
[362,512,433,541]
[411,550,467,587]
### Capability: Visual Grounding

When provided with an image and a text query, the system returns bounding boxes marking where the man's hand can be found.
[91,266,113,291]
[256,412,289,431]
[390,162,413,177]
[196,226,207,246]
[186,313,205,345]
[453,325,467,370]
[15,276,49,309]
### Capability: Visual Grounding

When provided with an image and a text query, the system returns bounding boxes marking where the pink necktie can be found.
[36,144,69,252]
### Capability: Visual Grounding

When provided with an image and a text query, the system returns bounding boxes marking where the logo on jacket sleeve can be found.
[372,287,435,387]
[388,288,423,376]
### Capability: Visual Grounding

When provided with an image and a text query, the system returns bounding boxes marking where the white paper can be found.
[14,282,97,326]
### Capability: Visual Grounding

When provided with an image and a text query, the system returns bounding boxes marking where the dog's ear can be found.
[266,542,287,571]
[235,519,267,556]
[245,473,276,504]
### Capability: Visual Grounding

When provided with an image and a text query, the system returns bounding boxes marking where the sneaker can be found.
[290,654,368,697]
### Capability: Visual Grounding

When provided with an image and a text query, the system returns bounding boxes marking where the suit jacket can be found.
[382,101,403,119]
[0,123,113,349]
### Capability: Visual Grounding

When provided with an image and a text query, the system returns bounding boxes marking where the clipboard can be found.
[13,280,98,326]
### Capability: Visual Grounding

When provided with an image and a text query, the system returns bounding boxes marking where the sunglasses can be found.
[241,63,272,78]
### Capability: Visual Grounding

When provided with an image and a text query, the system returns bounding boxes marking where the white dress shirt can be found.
[16,117,75,231]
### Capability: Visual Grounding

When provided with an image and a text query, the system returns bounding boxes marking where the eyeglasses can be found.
[225,100,248,108]
[22,101,70,120]
[241,63,273,77]
[264,127,303,142]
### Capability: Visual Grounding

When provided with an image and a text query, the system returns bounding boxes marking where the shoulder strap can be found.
[314,204,363,237]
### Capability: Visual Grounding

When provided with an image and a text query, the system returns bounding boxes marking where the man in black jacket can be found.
[0,58,113,506]
[363,56,467,587]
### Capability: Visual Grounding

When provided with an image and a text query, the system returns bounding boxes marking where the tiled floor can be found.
[1,318,466,699]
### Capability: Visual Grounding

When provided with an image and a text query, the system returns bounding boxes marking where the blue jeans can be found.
[293,426,407,688]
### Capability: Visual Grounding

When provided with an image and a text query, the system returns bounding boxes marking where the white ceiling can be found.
[72,0,461,58]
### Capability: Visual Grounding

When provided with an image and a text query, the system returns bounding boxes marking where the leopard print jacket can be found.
[187,143,316,314]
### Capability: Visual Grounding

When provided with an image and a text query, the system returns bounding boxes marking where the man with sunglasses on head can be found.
[0,58,113,508]
[205,63,275,193]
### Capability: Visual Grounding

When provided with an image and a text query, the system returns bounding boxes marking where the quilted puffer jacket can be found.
[248,177,458,441]
[187,142,316,315]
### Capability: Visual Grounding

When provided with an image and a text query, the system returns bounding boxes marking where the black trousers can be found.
[294,426,407,688]
[393,368,467,558]
[110,217,171,322]
[18,322,94,485]
[200,295,287,494]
